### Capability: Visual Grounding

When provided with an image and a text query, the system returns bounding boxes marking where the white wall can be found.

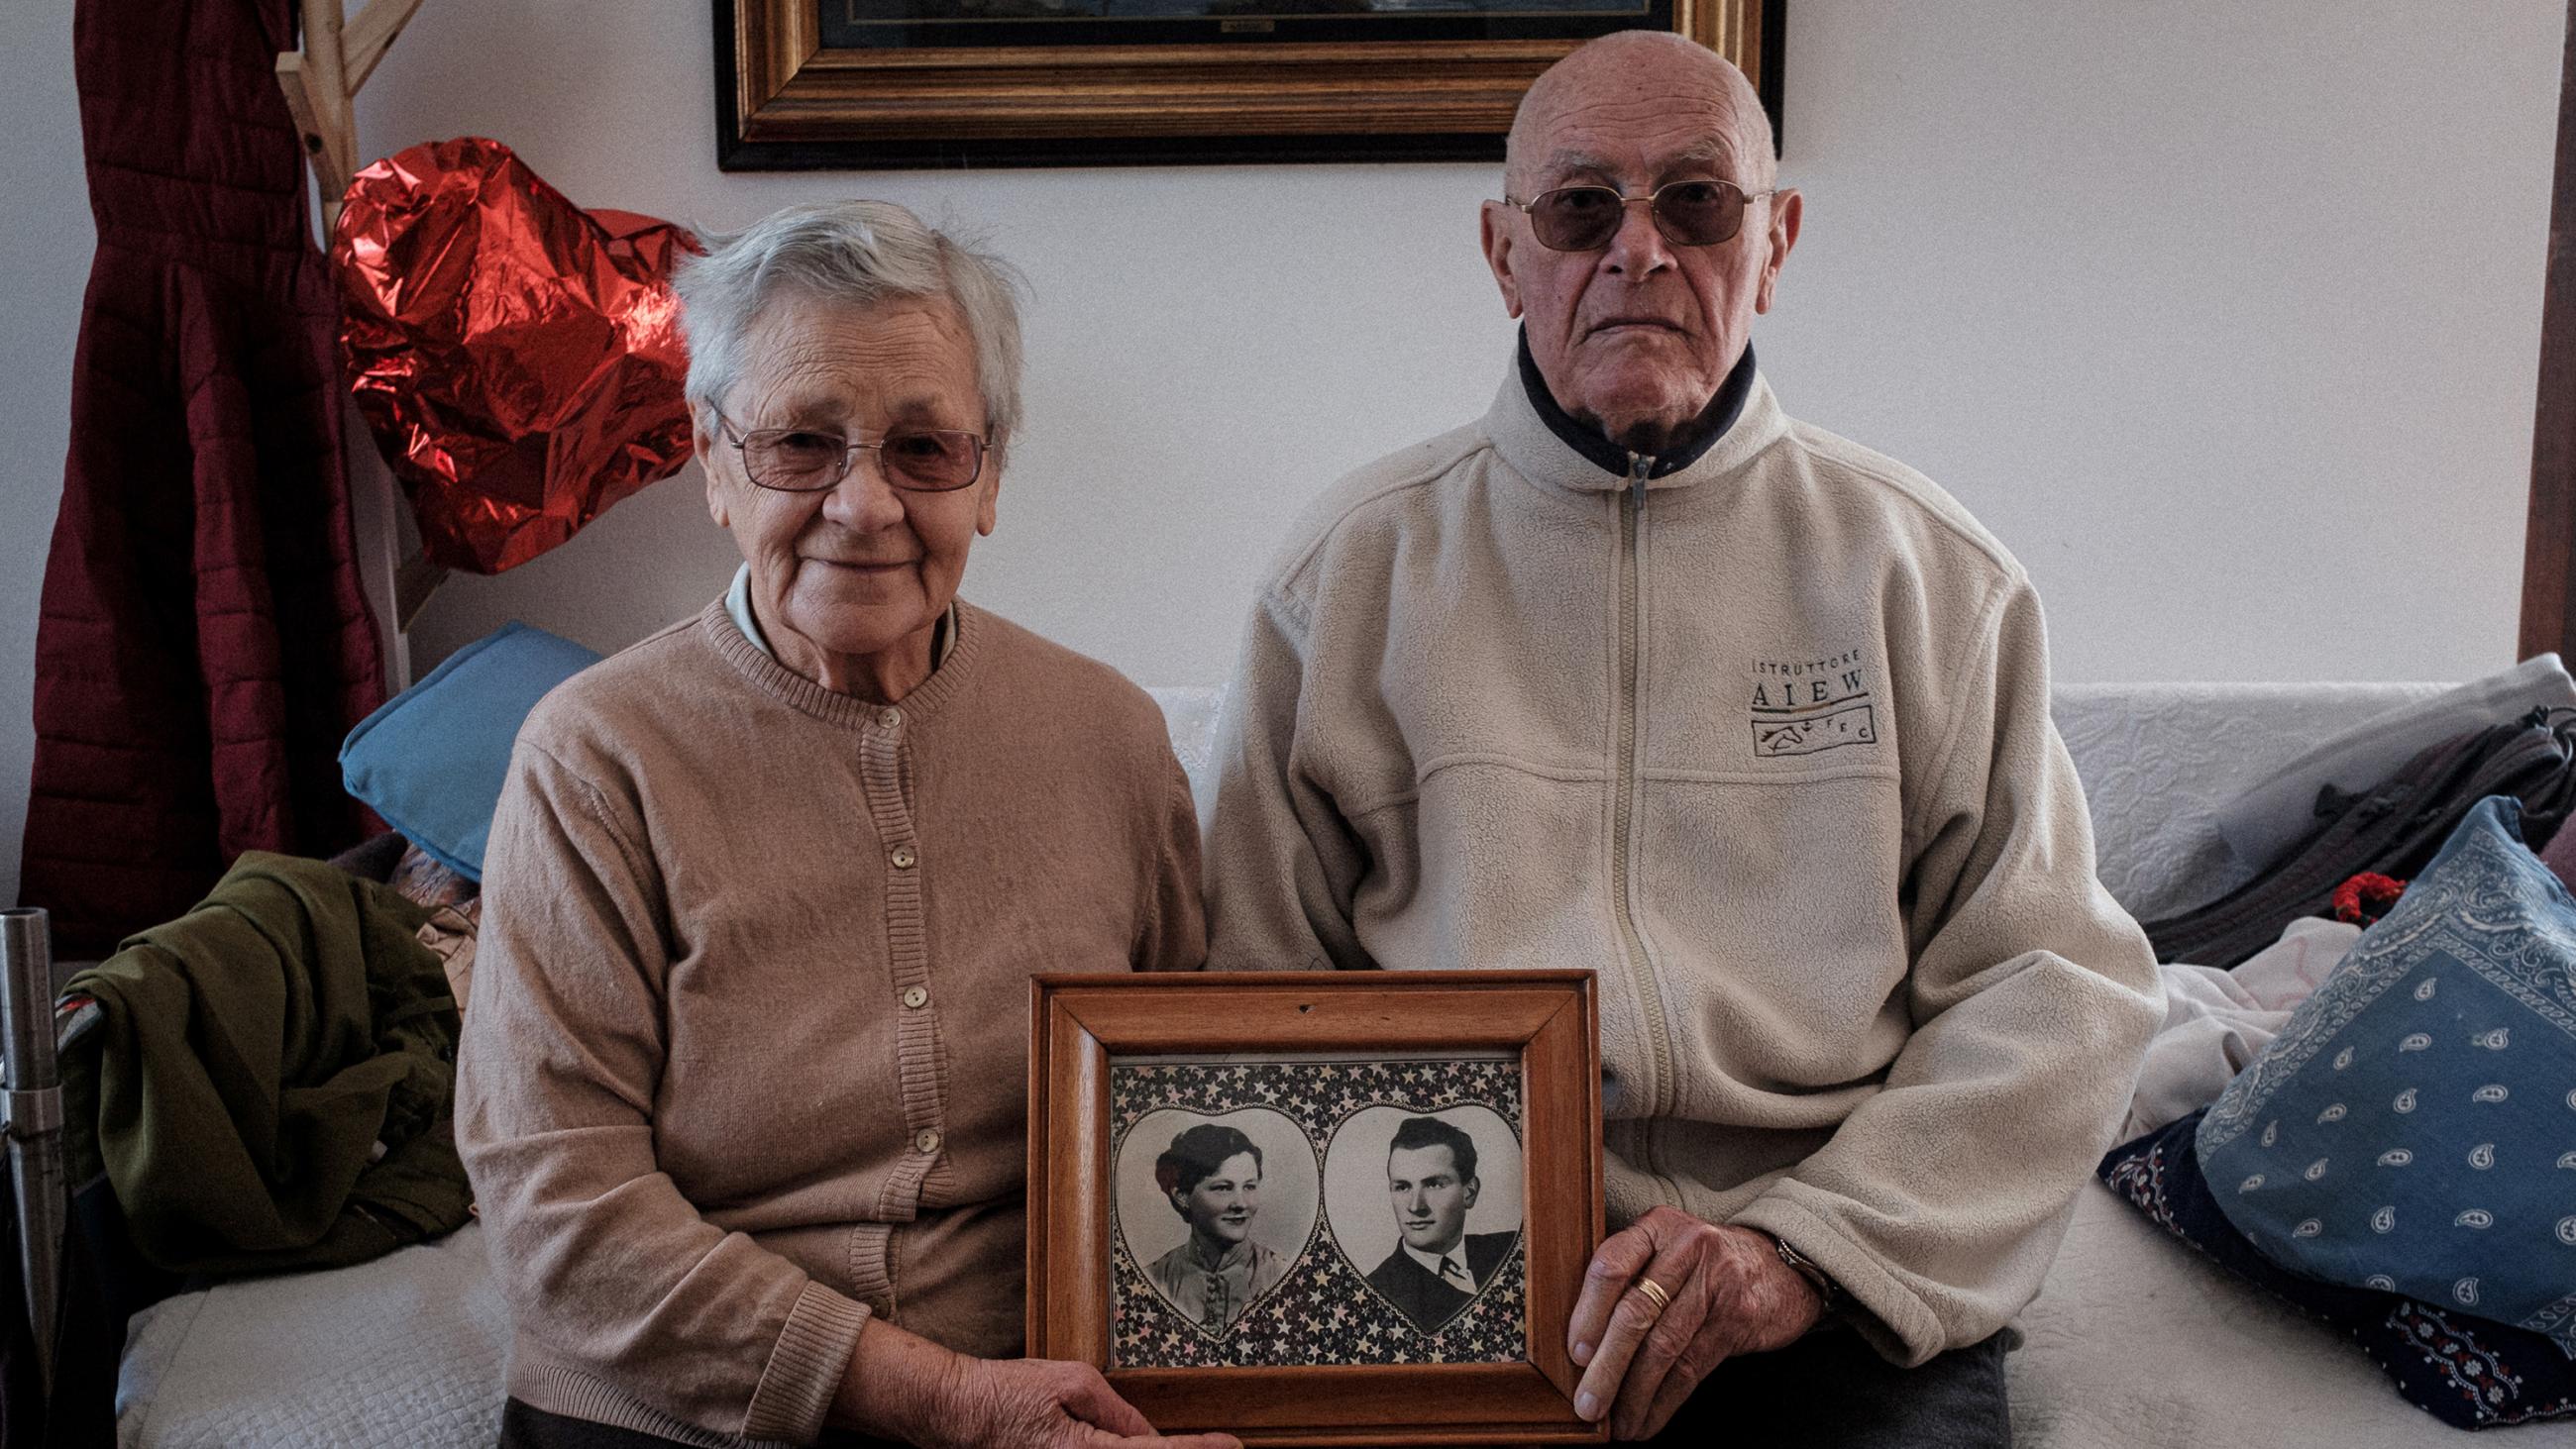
[1,0,2562,904]
[1766,7,2556,684]
[1,3,89,912]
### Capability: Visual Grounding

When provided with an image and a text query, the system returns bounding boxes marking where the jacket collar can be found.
[1489,329,1786,494]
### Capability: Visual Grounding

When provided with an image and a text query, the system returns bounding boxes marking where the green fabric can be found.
[58,851,472,1276]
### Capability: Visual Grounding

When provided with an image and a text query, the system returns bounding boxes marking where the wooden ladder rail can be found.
[273,0,428,235]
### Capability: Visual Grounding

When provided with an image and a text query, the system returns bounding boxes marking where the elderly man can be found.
[1201,32,2162,1447]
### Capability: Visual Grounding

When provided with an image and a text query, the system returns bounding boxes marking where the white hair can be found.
[675,200,1027,460]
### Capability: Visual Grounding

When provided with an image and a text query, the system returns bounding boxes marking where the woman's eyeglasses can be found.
[1501,178,1773,254]
[712,410,988,493]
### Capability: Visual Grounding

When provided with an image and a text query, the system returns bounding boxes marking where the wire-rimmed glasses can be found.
[711,410,988,493]
[1500,178,1774,253]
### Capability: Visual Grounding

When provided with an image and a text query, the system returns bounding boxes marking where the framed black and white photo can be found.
[1029,970,1603,1445]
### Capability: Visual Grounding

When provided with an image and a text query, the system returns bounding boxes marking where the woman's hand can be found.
[835,1319,1240,1449]
[1562,1206,1823,1440]
[926,1355,1241,1449]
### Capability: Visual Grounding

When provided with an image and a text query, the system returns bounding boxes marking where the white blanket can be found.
[2006,1180,2570,1448]
[118,1222,507,1448]
[2122,917,2361,1140]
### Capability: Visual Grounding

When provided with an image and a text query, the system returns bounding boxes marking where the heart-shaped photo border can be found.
[1113,1104,1322,1342]
[1320,1101,1527,1336]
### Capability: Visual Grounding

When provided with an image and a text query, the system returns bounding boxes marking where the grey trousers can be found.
[1643,1326,2012,1448]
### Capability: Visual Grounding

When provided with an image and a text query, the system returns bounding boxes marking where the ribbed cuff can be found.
[743,1282,874,1444]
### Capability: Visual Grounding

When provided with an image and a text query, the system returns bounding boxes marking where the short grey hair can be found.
[675,200,1027,460]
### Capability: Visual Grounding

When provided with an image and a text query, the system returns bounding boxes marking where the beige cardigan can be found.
[1202,358,2163,1368]
[458,600,1204,1446]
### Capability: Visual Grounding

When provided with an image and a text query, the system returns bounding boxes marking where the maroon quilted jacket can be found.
[20,0,385,959]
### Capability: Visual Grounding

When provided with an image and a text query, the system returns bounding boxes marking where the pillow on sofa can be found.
[2194,796,2576,1355]
[339,623,600,880]
[2104,1111,2576,1430]
[2215,655,2576,875]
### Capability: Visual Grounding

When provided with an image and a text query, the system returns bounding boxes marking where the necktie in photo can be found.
[1441,1255,1470,1292]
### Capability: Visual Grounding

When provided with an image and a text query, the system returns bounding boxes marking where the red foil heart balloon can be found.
[335,137,700,574]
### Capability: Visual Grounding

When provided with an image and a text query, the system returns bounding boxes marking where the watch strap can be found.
[1768,1232,1845,1322]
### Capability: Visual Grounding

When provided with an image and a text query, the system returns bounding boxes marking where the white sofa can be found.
[114,680,2567,1447]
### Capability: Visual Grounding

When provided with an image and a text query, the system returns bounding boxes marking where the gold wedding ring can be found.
[1633,1277,1672,1315]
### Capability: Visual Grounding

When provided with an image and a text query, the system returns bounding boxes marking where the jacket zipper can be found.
[1615,454,1673,1122]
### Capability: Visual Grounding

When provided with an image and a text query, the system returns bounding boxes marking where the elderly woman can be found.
[1146,1125,1289,1331]
[457,202,1233,1449]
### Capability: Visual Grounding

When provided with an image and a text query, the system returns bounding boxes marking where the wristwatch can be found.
[1768,1232,1846,1323]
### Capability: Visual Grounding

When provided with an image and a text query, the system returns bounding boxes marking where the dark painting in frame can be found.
[1027,969,1606,1446]
[715,0,1780,168]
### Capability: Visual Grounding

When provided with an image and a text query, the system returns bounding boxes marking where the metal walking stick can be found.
[2,906,65,1390]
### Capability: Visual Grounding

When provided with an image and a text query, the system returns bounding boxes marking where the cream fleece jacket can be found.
[1201,355,2163,1366]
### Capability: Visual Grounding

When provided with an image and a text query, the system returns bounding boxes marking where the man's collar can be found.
[1485,333,1787,497]
[1514,327,1757,479]
[1403,1238,1468,1281]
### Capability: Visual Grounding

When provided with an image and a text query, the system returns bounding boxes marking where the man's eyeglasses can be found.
[1501,178,1773,254]
[711,410,988,493]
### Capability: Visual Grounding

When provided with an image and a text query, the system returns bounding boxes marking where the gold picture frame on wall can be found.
[715,0,1776,169]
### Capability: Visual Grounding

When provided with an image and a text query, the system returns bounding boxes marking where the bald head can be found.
[1505,33,1773,199]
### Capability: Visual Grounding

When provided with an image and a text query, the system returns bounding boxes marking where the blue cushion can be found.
[339,624,600,880]
[2105,1112,2576,1430]
[2196,796,2576,1355]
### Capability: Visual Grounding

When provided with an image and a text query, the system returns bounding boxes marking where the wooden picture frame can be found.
[715,0,1780,169]
[1026,969,1605,1446]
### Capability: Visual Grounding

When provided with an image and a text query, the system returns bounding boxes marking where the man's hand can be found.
[1563,1206,1823,1440]
[835,1319,1240,1449]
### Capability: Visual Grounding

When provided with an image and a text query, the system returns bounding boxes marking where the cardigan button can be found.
[890,846,916,870]
[879,707,903,730]
[902,985,928,1009]
[914,1129,942,1155]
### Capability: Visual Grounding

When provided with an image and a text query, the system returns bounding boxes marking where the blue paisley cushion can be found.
[2195,796,2576,1355]
[2102,1112,2576,1430]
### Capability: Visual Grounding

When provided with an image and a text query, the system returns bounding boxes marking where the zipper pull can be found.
[1628,452,1653,501]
